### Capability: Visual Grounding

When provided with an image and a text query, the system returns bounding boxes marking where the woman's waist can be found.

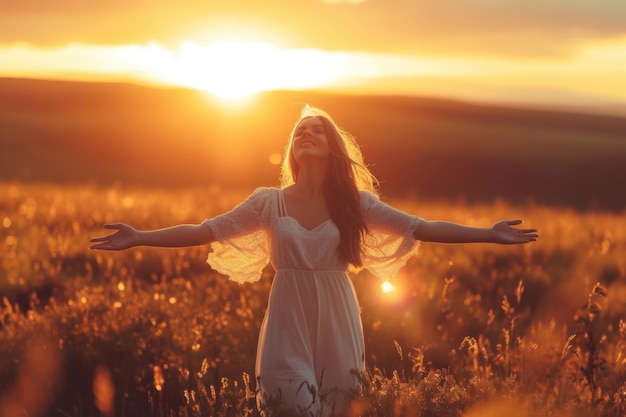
[271,269,354,294]
[274,267,348,277]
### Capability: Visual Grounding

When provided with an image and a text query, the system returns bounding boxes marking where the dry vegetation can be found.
[0,181,625,417]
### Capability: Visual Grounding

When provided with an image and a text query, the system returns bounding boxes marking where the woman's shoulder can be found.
[359,189,380,205]
[245,186,280,204]
[230,187,280,219]
[359,189,378,198]
[250,186,280,195]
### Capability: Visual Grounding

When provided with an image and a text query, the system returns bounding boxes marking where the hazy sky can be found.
[1,0,625,110]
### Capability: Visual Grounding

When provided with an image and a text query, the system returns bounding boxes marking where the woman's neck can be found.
[293,160,327,197]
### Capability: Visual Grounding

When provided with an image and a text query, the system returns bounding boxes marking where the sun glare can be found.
[2,35,625,107]
[150,41,339,99]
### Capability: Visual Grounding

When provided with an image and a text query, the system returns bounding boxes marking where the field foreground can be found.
[0,181,625,417]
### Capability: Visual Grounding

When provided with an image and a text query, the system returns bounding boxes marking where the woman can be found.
[91,106,538,416]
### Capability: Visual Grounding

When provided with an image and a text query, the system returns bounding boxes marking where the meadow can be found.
[2,78,626,416]
[0,180,625,417]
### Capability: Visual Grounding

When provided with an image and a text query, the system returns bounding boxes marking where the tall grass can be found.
[0,181,624,416]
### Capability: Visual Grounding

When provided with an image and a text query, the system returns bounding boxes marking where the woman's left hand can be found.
[491,219,538,244]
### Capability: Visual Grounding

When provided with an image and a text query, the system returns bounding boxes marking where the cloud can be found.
[0,0,625,58]
[321,0,366,4]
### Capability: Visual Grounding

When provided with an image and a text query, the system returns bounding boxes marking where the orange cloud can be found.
[1,0,625,58]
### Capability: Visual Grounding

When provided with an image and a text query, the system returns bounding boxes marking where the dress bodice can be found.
[270,190,346,272]
[203,187,423,283]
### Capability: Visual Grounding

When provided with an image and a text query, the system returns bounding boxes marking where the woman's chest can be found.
[272,217,340,247]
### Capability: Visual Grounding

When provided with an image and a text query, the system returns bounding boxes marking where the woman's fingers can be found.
[493,219,539,243]
[90,224,128,249]
[90,240,122,250]
[103,223,125,230]
[504,220,539,239]
[90,241,110,250]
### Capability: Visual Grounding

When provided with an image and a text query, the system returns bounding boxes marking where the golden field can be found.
[0,181,625,416]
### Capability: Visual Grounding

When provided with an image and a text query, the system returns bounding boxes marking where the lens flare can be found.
[381,280,396,294]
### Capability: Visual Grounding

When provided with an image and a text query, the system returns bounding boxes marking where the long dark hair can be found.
[280,106,378,266]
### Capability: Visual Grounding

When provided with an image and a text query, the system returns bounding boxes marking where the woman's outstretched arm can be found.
[414,219,538,245]
[90,223,215,250]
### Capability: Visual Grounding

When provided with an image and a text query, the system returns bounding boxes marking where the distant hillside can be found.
[1,77,625,210]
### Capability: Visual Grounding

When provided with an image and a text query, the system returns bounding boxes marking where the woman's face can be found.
[291,117,330,163]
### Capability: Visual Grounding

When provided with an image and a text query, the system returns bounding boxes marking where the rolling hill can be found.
[1,77,625,210]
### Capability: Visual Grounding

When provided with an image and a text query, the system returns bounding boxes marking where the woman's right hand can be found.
[90,223,139,250]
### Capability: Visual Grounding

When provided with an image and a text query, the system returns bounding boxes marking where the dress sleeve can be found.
[360,191,424,280]
[202,187,274,283]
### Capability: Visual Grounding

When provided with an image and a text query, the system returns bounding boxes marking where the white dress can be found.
[203,187,423,416]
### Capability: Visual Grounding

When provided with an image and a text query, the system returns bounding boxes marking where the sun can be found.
[150,41,338,99]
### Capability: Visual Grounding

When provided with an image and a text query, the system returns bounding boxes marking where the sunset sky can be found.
[1,0,625,112]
